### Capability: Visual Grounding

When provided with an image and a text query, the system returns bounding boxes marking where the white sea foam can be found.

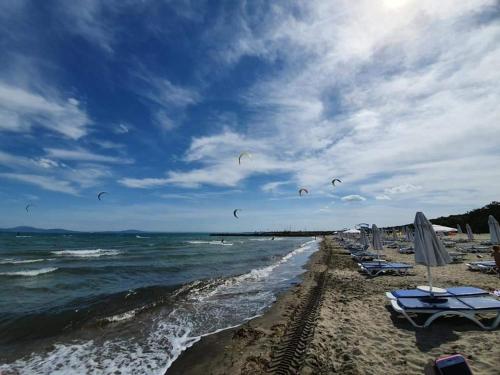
[0,258,52,264]
[1,239,319,374]
[136,235,150,239]
[103,310,138,323]
[248,237,283,241]
[51,249,121,257]
[0,267,58,277]
[186,240,233,246]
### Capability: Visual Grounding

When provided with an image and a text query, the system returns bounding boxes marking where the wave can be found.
[0,238,319,374]
[248,237,283,241]
[179,239,318,302]
[15,235,32,238]
[136,235,150,239]
[0,258,52,265]
[0,267,58,277]
[186,240,233,246]
[51,249,121,257]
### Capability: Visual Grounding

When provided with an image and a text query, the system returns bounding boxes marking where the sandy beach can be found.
[168,236,500,375]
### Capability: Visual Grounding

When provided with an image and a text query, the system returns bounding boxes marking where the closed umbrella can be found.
[414,212,452,296]
[457,224,463,234]
[466,224,474,241]
[408,228,414,242]
[372,224,383,252]
[404,226,410,241]
[360,228,369,247]
[488,215,500,245]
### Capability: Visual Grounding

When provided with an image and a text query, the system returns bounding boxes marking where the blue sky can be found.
[0,0,499,231]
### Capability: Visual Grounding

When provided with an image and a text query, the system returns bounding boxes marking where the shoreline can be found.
[167,237,500,375]
[166,237,328,374]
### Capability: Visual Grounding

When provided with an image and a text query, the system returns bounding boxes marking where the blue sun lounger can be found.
[358,262,413,276]
[386,288,500,330]
[386,286,489,299]
[351,252,386,262]
[466,261,498,274]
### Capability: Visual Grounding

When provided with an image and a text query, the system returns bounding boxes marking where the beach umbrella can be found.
[371,224,383,259]
[408,229,414,242]
[457,224,463,234]
[406,226,412,241]
[488,215,500,245]
[360,228,369,247]
[466,224,474,241]
[414,212,452,295]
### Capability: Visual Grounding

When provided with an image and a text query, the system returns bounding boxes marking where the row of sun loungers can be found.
[341,238,500,330]
[386,286,500,330]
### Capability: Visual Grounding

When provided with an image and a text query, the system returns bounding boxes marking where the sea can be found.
[0,233,318,374]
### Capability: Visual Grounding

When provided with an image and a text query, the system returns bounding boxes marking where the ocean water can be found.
[0,233,318,374]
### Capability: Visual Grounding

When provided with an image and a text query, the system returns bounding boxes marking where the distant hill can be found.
[431,201,500,233]
[0,226,147,234]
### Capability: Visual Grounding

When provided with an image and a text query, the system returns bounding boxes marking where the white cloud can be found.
[384,183,422,194]
[107,1,499,222]
[0,82,91,139]
[341,195,366,202]
[261,181,291,193]
[56,1,115,53]
[118,177,169,189]
[154,111,176,131]
[44,148,133,164]
[35,158,61,169]
[114,123,130,134]
[162,0,499,209]
[133,68,199,131]
[0,173,78,195]
[375,194,391,200]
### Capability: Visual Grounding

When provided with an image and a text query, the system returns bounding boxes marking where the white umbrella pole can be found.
[427,266,433,296]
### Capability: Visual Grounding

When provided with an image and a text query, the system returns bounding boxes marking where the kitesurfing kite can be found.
[25,203,34,212]
[233,209,242,219]
[331,178,342,186]
[298,188,309,196]
[97,191,108,201]
[238,152,251,165]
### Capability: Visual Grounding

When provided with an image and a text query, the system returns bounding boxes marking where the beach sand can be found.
[167,237,500,375]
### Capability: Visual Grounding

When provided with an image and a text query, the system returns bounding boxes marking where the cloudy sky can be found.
[0,0,499,231]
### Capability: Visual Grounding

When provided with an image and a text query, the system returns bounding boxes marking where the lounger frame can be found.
[389,299,500,330]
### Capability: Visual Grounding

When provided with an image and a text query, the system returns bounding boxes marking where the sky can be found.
[0,0,499,232]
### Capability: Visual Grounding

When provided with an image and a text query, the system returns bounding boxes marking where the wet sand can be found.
[167,237,500,375]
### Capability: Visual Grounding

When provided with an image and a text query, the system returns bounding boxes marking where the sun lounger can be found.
[385,242,399,248]
[358,262,413,276]
[387,293,500,330]
[386,286,489,300]
[351,252,386,261]
[399,247,414,254]
[466,261,498,274]
[442,240,456,248]
[448,252,466,263]
[459,245,490,253]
